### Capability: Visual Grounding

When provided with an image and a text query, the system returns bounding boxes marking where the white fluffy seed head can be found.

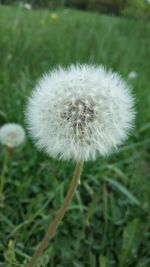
[26,64,135,161]
[0,123,26,147]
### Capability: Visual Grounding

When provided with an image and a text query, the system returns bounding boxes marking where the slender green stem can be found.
[26,161,84,267]
[0,147,10,193]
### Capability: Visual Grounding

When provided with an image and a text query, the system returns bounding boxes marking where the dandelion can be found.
[128,71,138,80]
[0,123,25,195]
[0,123,25,148]
[7,53,13,62]
[23,3,32,10]
[25,64,135,267]
[26,64,134,162]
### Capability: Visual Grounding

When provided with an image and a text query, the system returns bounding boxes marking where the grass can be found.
[0,5,150,267]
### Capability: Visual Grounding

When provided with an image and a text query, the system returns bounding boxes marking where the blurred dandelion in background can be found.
[0,123,25,148]
[128,71,138,80]
[21,3,32,11]
[6,53,13,62]
[0,123,26,194]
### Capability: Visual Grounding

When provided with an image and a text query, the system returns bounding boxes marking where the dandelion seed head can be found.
[22,3,32,10]
[26,64,135,161]
[0,123,26,147]
[128,71,138,80]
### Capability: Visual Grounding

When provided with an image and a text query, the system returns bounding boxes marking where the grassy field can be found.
[0,5,150,267]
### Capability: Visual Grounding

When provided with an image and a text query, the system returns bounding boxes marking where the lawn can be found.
[0,5,150,267]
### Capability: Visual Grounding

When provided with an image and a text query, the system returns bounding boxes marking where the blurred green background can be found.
[1,0,150,19]
[0,1,150,267]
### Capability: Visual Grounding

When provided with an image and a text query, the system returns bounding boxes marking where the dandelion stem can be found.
[0,147,10,193]
[26,161,84,267]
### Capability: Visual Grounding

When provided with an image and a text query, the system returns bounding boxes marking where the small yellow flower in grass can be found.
[0,123,26,148]
[8,239,13,248]
[50,13,59,21]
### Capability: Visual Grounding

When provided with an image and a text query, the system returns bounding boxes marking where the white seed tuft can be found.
[0,123,26,147]
[26,64,135,161]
